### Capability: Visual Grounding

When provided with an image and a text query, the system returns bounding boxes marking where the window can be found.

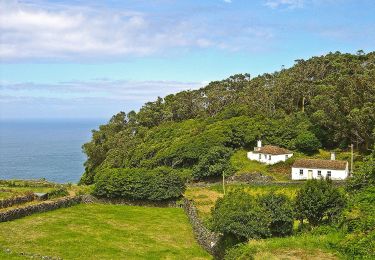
[269,155,272,160]
[317,170,322,177]
[259,154,261,160]
[285,155,289,160]
[327,171,331,178]
[264,154,267,159]
[299,169,303,175]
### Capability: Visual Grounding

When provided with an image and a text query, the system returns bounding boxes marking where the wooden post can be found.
[302,96,305,113]
[350,143,354,175]
[222,172,226,195]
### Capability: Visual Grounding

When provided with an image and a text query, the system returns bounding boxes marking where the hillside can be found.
[80,51,375,184]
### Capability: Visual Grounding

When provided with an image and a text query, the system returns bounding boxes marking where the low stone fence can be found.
[81,194,178,207]
[0,196,82,223]
[0,192,35,209]
[182,198,222,258]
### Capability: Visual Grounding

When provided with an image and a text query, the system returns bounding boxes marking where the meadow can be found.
[0,204,210,260]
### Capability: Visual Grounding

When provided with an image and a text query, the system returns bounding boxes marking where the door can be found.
[307,170,313,179]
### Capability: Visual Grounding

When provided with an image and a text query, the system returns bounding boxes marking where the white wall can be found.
[247,152,293,165]
[291,165,349,180]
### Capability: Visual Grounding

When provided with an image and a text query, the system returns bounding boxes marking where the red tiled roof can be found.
[254,145,292,155]
[292,159,347,170]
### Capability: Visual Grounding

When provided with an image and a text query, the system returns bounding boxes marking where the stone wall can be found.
[81,194,178,207]
[0,192,35,209]
[182,198,223,258]
[0,196,82,223]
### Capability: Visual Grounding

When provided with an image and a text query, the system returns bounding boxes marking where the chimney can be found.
[254,140,262,151]
[330,152,336,161]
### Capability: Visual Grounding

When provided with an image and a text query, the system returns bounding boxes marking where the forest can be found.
[80,51,375,185]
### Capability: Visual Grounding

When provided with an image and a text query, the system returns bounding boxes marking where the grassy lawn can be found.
[209,183,300,198]
[0,204,210,260]
[231,149,268,174]
[0,190,16,199]
[184,187,223,220]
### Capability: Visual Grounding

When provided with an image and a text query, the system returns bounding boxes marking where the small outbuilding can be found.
[291,153,349,180]
[247,140,293,165]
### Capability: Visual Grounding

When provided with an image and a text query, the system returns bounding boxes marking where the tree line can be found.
[80,51,375,184]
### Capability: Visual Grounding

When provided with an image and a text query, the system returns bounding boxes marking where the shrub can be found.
[93,167,185,201]
[294,179,346,226]
[192,146,235,180]
[346,146,375,192]
[211,190,271,241]
[294,131,321,155]
[47,188,69,199]
[339,149,375,259]
[258,193,294,237]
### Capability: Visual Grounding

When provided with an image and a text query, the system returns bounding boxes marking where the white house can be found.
[291,153,349,180]
[247,140,293,165]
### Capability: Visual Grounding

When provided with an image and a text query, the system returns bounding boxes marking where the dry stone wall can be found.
[182,198,223,258]
[0,193,35,209]
[0,196,82,222]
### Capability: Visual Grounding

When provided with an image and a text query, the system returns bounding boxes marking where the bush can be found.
[192,146,235,180]
[294,179,346,226]
[93,167,185,201]
[211,190,271,241]
[346,146,375,192]
[47,188,69,199]
[258,193,294,237]
[294,131,321,155]
[338,150,375,259]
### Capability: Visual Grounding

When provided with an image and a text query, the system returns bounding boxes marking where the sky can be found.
[1,0,375,120]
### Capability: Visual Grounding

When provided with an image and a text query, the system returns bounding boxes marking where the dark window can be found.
[259,154,261,160]
[299,169,303,175]
[318,170,322,176]
[327,171,331,178]
[269,155,272,160]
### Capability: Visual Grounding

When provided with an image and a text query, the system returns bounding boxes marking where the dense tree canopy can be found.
[211,190,271,240]
[81,51,375,184]
[294,179,346,226]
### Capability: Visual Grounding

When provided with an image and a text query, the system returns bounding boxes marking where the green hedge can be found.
[93,167,186,201]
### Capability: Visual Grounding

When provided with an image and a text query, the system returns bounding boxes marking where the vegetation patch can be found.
[93,167,186,201]
[224,231,344,259]
[0,204,210,259]
[184,187,223,219]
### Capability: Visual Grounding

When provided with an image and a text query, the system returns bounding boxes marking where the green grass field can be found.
[0,204,210,260]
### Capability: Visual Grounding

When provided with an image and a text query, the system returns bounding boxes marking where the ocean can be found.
[0,119,104,183]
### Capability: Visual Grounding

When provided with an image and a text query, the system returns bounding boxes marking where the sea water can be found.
[0,119,104,183]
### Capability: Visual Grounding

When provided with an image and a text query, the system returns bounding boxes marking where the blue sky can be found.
[1,0,374,119]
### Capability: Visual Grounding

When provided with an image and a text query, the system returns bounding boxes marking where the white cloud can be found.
[0,79,204,102]
[0,1,274,61]
[264,0,304,9]
[0,79,205,118]
[224,0,232,3]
